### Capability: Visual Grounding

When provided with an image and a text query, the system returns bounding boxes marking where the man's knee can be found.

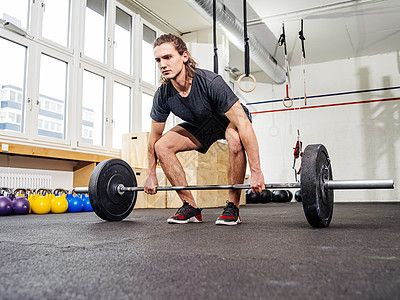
[154,138,174,160]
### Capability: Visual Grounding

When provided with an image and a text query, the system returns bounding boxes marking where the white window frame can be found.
[31,46,73,147]
[77,62,107,151]
[36,0,73,53]
[135,18,164,133]
[110,75,134,150]
[113,2,135,78]
[0,32,31,141]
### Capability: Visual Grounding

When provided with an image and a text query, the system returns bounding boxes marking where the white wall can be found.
[181,28,399,202]
[240,51,399,202]
[183,28,231,85]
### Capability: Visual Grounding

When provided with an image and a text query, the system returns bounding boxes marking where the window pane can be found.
[0,38,27,134]
[114,7,132,74]
[141,92,153,132]
[84,0,106,63]
[0,0,30,30]
[38,54,67,139]
[82,70,104,146]
[112,82,130,149]
[41,0,70,47]
[142,25,156,85]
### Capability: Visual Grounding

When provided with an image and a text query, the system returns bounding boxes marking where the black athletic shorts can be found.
[179,104,252,154]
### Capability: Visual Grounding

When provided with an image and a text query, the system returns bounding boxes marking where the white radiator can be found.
[0,172,52,190]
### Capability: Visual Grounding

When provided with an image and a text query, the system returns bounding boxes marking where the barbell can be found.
[74,144,394,228]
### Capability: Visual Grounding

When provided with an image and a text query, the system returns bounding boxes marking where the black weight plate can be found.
[300,144,334,228]
[89,159,137,221]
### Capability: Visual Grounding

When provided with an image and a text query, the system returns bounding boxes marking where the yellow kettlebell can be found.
[28,194,36,214]
[31,189,51,214]
[51,194,68,214]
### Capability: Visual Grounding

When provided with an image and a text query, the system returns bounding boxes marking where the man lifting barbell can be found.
[73,37,394,227]
[144,33,265,225]
[76,144,393,227]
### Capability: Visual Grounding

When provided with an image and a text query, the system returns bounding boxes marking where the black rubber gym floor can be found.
[0,202,399,300]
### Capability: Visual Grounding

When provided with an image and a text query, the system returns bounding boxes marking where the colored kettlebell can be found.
[68,195,84,212]
[51,194,68,214]
[0,195,13,216]
[28,194,35,214]
[0,188,13,216]
[12,189,30,215]
[82,195,93,212]
[12,197,30,215]
[32,189,51,214]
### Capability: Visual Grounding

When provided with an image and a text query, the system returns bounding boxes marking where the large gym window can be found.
[1,0,164,152]
[142,24,156,85]
[84,0,107,63]
[41,0,71,47]
[0,38,27,134]
[114,7,132,74]
[82,70,105,146]
[38,54,68,139]
[112,81,131,149]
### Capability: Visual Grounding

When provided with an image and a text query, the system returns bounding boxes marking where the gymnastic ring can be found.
[238,74,256,93]
[282,97,293,108]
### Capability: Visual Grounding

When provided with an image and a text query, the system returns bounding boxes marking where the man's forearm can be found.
[147,139,158,174]
[147,121,166,174]
[239,124,262,173]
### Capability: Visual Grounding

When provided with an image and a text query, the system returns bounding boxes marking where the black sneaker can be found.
[167,201,203,224]
[215,202,242,225]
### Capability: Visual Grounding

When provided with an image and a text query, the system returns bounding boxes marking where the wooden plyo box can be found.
[122,132,149,169]
[175,141,228,169]
[166,169,229,208]
[132,168,167,209]
[122,133,247,209]
[167,141,247,208]
[122,132,161,169]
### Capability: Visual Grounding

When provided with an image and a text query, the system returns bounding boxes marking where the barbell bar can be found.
[74,144,395,228]
[325,179,394,190]
[74,179,394,195]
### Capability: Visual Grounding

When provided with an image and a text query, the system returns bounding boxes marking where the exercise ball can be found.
[0,196,13,216]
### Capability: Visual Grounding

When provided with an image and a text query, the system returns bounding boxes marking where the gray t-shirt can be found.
[150,68,238,128]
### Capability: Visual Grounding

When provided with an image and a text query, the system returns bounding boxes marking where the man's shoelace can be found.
[176,201,190,214]
[223,202,236,215]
